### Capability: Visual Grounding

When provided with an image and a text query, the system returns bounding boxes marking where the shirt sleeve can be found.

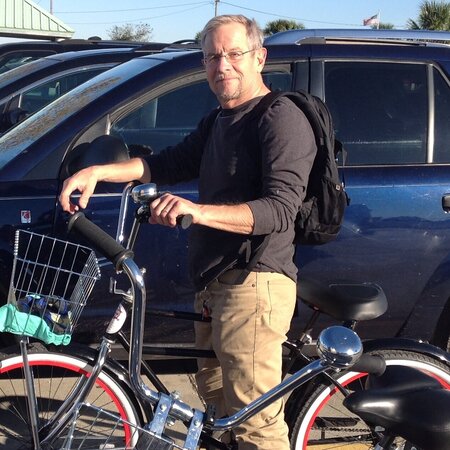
[247,97,317,236]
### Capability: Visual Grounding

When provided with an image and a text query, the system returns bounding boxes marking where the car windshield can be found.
[0,57,59,89]
[0,57,164,170]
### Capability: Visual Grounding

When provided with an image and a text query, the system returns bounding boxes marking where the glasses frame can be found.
[202,49,256,67]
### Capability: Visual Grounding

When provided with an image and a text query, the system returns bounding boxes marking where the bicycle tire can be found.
[287,349,450,450]
[0,343,143,449]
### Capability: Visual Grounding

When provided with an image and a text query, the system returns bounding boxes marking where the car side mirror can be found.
[61,135,131,179]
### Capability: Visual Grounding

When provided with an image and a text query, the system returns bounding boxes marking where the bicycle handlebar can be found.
[351,353,386,376]
[131,183,193,229]
[68,212,133,271]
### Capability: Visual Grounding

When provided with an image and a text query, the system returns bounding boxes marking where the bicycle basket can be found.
[2,230,100,345]
[62,403,180,450]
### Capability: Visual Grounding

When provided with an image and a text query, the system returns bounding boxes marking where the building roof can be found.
[0,0,74,40]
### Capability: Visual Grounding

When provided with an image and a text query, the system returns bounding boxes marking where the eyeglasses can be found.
[202,49,256,66]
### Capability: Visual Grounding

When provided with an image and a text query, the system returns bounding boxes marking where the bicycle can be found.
[0,208,368,450]
[0,182,449,449]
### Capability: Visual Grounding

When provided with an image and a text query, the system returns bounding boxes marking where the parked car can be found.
[1,29,450,356]
[0,38,169,74]
[0,44,180,131]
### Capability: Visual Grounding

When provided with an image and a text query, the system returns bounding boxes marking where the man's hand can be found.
[59,167,99,214]
[59,158,150,214]
[150,193,200,228]
[150,193,254,234]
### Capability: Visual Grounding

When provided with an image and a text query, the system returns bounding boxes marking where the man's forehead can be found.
[203,23,248,51]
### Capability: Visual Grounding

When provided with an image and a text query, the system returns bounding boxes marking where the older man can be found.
[60,14,316,450]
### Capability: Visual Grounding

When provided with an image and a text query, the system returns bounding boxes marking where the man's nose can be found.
[216,55,232,70]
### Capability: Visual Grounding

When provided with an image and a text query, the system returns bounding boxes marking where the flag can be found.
[363,14,380,26]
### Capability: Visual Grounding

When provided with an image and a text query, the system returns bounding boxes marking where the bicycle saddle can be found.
[298,278,388,321]
[343,366,450,450]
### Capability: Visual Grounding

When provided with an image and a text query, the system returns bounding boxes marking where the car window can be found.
[111,80,218,152]
[19,67,108,115]
[433,68,450,163]
[111,70,293,153]
[0,58,59,90]
[0,58,162,168]
[0,50,54,74]
[324,61,428,166]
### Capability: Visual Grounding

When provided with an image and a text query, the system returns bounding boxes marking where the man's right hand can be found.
[59,166,99,214]
[59,158,151,214]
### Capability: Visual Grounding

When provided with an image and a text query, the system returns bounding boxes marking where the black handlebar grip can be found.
[351,354,386,376]
[68,212,134,271]
[176,214,193,230]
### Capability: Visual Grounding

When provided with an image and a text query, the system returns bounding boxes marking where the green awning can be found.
[0,0,74,40]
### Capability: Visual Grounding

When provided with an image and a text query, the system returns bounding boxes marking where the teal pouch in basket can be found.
[0,304,71,345]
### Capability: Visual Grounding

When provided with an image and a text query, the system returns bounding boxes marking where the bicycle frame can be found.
[116,252,361,438]
[62,205,365,450]
[111,182,450,402]
[14,209,362,449]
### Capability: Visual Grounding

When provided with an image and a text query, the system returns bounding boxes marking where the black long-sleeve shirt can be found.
[146,95,316,291]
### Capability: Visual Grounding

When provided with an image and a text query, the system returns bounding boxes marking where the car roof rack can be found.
[55,38,147,46]
[264,29,450,46]
[161,39,201,52]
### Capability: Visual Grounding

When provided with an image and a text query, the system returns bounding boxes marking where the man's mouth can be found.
[216,77,235,83]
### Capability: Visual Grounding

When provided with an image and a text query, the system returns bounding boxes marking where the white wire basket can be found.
[3,230,100,345]
[62,403,181,450]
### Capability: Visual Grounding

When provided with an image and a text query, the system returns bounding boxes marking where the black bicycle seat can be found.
[343,366,450,450]
[298,278,388,321]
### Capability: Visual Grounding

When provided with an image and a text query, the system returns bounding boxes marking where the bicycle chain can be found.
[326,427,371,433]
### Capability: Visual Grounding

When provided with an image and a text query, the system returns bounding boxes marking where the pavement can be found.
[152,373,206,447]
[157,372,204,409]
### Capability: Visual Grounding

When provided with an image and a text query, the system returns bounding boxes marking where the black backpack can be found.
[259,90,349,245]
[201,90,349,286]
[206,90,348,246]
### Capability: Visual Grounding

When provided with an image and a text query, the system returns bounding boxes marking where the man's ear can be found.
[256,47,267,69]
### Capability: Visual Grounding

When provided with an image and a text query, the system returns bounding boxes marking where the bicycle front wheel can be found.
[288,349,450,450]
[0,343,142,449]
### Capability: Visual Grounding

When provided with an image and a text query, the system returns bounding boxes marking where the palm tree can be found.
[407,0,450,30]
[263,19,304,36]
[374,22,395,30]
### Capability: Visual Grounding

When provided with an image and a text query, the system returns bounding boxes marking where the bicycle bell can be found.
[317,325,363,369]
[131,183,158,204]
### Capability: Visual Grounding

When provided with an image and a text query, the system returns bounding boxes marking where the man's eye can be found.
[228,52,241,59]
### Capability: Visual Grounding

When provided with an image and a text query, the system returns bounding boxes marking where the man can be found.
[60,15,316,450]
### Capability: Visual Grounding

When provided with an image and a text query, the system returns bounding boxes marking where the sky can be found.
[1,1,429,43]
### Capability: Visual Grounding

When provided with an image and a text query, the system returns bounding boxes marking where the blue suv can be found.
[1,29,450,352]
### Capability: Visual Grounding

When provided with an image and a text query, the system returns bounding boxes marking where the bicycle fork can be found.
[20,338,41,449]
[19,332,114,448]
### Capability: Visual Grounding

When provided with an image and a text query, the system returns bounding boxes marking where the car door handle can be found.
[442,194,450,212]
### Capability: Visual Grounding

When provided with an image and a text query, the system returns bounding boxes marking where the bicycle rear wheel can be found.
[287,349,450,450]
[0,343,142,449]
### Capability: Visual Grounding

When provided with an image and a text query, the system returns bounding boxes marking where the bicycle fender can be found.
[362,337,450,367]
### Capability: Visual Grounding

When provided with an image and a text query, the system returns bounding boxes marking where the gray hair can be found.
[200,15,264,51]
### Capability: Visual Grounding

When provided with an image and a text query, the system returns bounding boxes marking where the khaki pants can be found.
[194,270,297,450]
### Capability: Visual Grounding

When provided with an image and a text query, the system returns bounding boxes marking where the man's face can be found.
[203,22,267,109]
